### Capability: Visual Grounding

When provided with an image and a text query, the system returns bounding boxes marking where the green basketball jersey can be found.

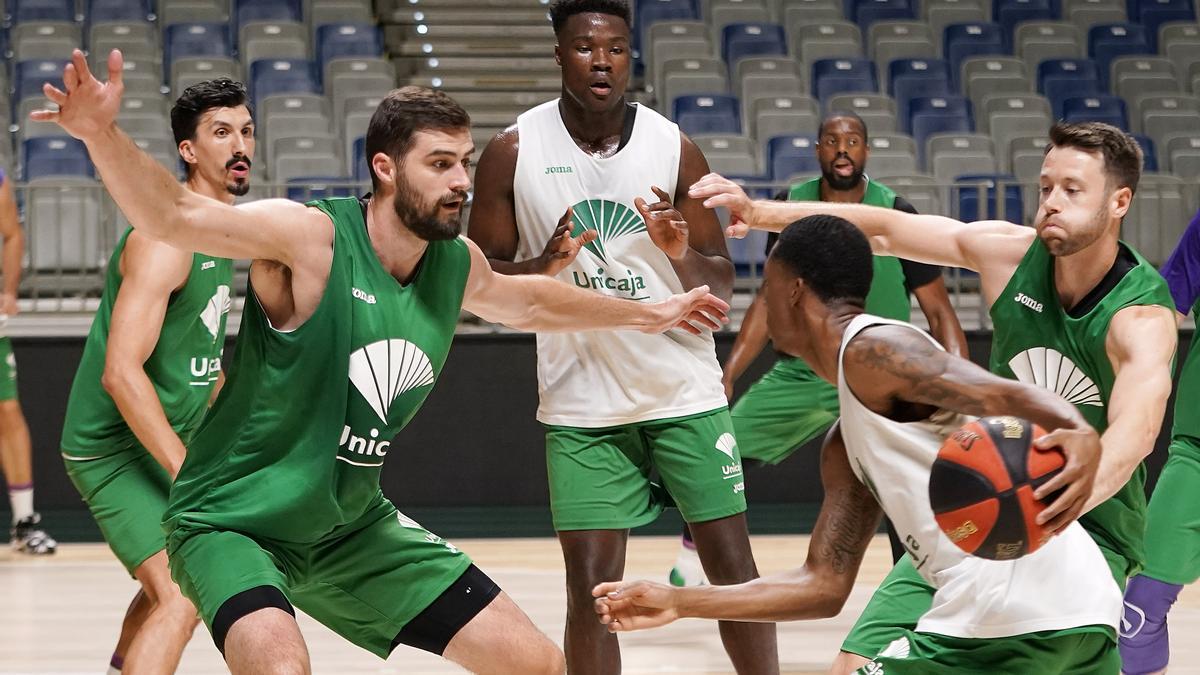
[788,178,912,322]
[989,239,1174,579]
[163,197,471,544]
[60,228,233,459]
[1171,297,1200,442]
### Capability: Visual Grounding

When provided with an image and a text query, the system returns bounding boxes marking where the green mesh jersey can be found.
[60,228,233,459]
[163,197,471,545]
[989,239,1174,579]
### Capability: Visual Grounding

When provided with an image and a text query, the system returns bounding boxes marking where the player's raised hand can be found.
[538,206,596,276]
[1031,425,1102,535]
[636,186,689,260]
[30,49,125,142]
[688,173,757,239]
[592,580,681,633]
[644,285,729,335]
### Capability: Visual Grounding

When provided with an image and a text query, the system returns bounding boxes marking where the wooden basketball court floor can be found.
[3,535,1199,674]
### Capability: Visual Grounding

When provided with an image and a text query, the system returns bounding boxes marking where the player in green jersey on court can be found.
[0,166,57,556]
[669,111,967,586]
[59,78,250,674]
[693,121,1178,673]
[37,48,727,674]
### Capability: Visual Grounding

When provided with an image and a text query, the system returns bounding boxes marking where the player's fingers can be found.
[651,185,672,202]
[725,223,749,239]
[42,83,67,106]
[1036,480,1080,526]
[107,49,124,87]
[28,109,60,122]
[593,582,624,598]
[556,206,574,229]
[1041,495,1084,534]
[576,229,599,245]
[687,310,722,331]
[62,62,80,93]
[676,320,703,335]
[702,192,742,211]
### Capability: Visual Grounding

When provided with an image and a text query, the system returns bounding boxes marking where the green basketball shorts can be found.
[1141,434,1200,585]
[546,408,747,531]
[166,494,474,658]
[856,627,1118,674]
[0,337,18,401]
[63,445,172,575]
[731,357,839,465]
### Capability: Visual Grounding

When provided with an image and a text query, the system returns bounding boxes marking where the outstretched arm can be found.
[32,49,330,265]
[592,423,882,629]
[1085,304,1177,512]
[461,237,729,334]
[843,324,1100,533]
[911,277,969,359]
[688,173,1033,280]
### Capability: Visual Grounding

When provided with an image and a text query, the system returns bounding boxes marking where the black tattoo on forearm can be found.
[846,330,993,416]
[815,485,880,574]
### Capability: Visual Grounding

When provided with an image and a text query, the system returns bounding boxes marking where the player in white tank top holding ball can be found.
[468,1,779,672]
[593,216,1122,673]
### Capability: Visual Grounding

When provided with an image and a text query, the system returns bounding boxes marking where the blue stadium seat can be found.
[812,58,878,102]
[22,137,93,180]
[1133,134,1158,172]
[635,0,698,55]
[1137,0,1195,50]
[1062,94,1129,129]
[316,23,384,73]
[1088,24,1152,88]
[1038,59,1103,118]
[15,59,66,102]
[673,94,742,135]
[11,0,73,22]
[943,23,1008,83]
[353,136,370,182]
[164,23,232,72]
[87,0,151,21]
[236,0,300,26]
[250,59,320,109]
[889,58,954,131]
[721,23,787,67]
[994,0,1056,38]
[853,0,916,29]
[908,95,974,151]
[286,177,357,202]
[955,174,1023,222]
[766,135,820,180]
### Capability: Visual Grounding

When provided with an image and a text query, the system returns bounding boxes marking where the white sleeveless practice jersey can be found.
[511,100,725,427]
[837,314,1121,639]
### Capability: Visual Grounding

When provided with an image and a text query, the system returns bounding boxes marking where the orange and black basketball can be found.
[928,416,1065,560]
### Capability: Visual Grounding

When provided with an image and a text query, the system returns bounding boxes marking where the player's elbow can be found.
[101,362,136,399]
[812,582,853,618]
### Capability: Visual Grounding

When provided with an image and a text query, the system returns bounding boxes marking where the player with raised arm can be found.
[593,216,1121,673]
[36,49,726,675]
[468,1,777,672]
[690,121,1177,673]
[60,78,250,675]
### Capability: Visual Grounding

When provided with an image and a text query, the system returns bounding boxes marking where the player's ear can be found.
[1110,185,1133,221]
[554,43,562,67]
[371,152,396,189]
[790,277,806,308]
[177,140,197,168]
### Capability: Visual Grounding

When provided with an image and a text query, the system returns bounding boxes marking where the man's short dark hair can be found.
[771,214,873,304]
[1046,121,1142,195]
[549,0,631,35]
[364,86,471,192]
[820,110,868,143]
[170,78,251,146]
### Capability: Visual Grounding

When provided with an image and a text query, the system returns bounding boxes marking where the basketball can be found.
[928,416,1065,560]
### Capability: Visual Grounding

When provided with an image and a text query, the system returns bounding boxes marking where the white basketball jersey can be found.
[837,314,1121,639]
[512,100,725,427]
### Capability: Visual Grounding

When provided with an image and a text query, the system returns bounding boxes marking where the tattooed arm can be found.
[843,324,1101,533]
[591,423,882,630]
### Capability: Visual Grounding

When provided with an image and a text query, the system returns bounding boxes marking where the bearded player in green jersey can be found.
[693,121,1177,673]
[37,49,728,674]
[59,78,250,675]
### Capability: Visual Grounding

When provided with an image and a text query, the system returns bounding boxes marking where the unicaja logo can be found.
[569,198,647,264]
[1014,292,1044,313]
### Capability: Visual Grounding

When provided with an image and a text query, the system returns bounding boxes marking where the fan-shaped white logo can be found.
[1007,347,1102,407]
[200,285,231,340]
[715,432,738,459]
[879,636,911,659]
[349,339,435,423]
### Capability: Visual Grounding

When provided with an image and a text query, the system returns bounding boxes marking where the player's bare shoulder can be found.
[476,125,520,176]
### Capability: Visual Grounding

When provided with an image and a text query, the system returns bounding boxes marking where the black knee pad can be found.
[212,585,295,655]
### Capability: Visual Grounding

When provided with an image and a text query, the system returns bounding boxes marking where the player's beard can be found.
[225,155,251,197]
[392,172,467,242]
[821,159,863,192]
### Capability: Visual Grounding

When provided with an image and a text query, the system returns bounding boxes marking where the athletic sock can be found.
[1120,574,1183,675]
[107,653,123,675]
[669,539,705,587]
[8,484,33,524]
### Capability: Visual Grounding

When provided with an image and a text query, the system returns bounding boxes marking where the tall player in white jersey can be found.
[469,0,778,672]
[593,216,1123,673]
